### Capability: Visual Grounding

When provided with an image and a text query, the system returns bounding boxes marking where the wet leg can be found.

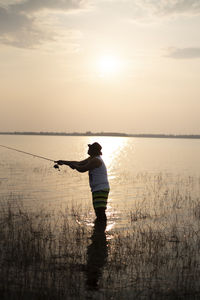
[95,207,107,221]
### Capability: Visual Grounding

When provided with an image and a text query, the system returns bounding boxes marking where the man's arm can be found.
[78,158,90,165]
[71,157,102,173]
[55,158,89,166]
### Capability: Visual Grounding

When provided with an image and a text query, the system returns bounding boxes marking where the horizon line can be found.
[0,131,200,139]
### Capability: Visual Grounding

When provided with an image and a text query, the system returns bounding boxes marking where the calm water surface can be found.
[0,135,200,230]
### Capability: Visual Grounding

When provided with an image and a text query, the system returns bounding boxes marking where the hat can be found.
[88,142,102,151]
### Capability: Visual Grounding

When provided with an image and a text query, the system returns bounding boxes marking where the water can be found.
[0,134,200,229]
[1,134,200,297]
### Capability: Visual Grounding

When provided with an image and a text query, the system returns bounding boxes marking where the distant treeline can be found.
[0,131,200,139]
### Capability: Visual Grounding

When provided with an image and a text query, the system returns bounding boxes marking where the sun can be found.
[97,55,121,77]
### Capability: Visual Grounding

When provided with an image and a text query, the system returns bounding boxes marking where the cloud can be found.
[122,0,200,23]
[10,0,89,13]
[102,0,200,26]
[136,0,200,17]
[0,0,90,48]
[167,47,200,59]
[0,7,29,33]
[0,7,55,48]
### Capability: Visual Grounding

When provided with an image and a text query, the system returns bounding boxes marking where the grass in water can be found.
[0,173,200,299]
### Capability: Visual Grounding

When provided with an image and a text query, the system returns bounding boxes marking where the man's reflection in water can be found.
[86,218,108,290]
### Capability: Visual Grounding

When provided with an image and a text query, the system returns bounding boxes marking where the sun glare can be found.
[87,136,127,172]
[97,55,121,77]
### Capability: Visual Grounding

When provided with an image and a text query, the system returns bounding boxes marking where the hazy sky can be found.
[1,0,200,134]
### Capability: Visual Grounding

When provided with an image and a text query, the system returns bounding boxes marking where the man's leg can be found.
[95,207,107,221]
[92,189,109,221]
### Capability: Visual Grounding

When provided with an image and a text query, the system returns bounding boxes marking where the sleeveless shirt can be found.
[89,156,109,192]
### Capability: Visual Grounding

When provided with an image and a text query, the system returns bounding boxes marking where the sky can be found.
[0,0,200,134]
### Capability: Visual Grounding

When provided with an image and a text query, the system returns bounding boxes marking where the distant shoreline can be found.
[0,132,200,139]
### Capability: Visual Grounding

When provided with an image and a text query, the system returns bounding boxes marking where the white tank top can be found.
[89,156,109,192]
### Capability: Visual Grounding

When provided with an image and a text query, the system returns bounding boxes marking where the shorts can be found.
[92,189,109,210]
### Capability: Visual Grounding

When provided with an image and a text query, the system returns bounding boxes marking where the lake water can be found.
[0,134,200,230]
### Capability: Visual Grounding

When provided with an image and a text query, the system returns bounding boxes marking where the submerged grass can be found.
[1,173,200,299]
[0,203,91,299]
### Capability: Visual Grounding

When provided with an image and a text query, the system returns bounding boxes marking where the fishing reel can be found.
[54,163,60,171]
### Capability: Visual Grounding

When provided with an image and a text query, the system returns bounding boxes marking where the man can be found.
[55,142,110,220]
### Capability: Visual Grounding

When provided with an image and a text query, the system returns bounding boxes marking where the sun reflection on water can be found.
[87,136,128,174]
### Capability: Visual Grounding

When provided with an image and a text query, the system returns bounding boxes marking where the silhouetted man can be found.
[55,142,110,220]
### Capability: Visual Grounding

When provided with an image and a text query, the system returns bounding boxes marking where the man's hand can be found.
[55,160,76,168]
[55,160,64,165]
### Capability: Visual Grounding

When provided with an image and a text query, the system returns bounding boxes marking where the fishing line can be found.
[0,144,60,170]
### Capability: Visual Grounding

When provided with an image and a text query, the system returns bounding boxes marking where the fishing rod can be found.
[0,144,60,170]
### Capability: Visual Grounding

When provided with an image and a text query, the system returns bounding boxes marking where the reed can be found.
[0,173,200,299]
